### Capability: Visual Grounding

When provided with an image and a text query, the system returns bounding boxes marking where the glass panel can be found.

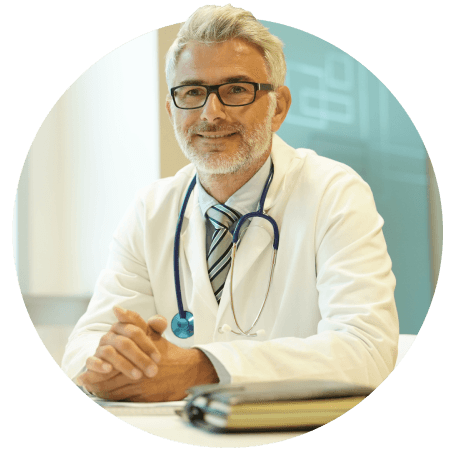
[263,21,436,334]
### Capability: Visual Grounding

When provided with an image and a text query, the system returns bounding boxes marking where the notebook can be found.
[178,379,373,432]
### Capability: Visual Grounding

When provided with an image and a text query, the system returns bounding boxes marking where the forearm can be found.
[195,327,398,388]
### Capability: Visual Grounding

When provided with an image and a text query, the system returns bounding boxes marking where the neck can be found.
[197,151,270,204]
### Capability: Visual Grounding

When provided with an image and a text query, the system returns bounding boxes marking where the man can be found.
[63,5,398,402]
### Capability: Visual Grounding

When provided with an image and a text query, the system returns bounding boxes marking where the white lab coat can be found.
[62,134,398,388]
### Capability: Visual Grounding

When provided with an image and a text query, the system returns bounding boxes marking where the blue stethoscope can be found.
[171,162,280,339]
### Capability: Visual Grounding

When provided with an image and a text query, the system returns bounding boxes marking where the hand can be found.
[77,307,166,392]
[78,310,219,402]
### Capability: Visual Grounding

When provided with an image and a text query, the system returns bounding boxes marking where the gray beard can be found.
[172,102,276,175]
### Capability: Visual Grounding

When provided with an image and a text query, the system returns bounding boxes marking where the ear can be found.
[271,86,292,132]
[165,93,174,123]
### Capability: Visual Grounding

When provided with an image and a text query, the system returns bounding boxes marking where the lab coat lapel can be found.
[180,192,219,318]
[217,135,300,318]
[227,134,297,287]
[217,216,274,321]
[263,134,300,211]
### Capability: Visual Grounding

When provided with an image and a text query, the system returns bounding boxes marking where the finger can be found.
[95,344,145,379]
[77,368,120,386]
[111,322,161,363]
[83,373,133,401]
[147,315,168,335]
[86,356,113,373]
[97,336,158,378]
[113,306,148,331]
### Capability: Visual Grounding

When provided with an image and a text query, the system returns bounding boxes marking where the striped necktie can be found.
[206,204,241,302]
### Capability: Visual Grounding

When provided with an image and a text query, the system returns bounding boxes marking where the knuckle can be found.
[100,345,116,359]
[100,330,114,345]
[128,310,145,328]
[115,335,132,352]
[128,310,140,321]
[110,322,124,334]
[86,356,96,368]
[126,325,144,341]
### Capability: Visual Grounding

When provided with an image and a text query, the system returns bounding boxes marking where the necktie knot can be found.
[206,204,240,231]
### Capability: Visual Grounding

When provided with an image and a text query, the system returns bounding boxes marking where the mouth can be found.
[196,132,237,139]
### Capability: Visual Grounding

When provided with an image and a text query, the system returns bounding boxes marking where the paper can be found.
[89,395,186,416]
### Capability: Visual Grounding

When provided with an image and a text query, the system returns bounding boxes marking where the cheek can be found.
[174,112,197,132]
[240,114,266,132]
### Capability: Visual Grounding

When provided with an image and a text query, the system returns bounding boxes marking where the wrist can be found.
[186,348,219,387]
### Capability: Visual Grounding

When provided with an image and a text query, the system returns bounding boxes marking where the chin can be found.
[185,149,254,175]
[173,118,274,176]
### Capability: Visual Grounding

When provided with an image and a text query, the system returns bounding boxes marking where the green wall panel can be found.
[263,21,432,334]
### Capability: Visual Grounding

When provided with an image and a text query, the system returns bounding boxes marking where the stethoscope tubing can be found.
[172,162,278,338]
[173,176,197,320]
[232,211,279,250]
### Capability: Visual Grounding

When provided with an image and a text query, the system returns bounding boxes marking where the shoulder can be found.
[273,134,370,195]
[298,148,364,185]
[302,152,376,215]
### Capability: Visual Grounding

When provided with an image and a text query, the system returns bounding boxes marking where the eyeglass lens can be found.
[174,83,256,108]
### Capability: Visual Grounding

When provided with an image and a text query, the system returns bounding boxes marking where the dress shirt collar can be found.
[197,156,272,218]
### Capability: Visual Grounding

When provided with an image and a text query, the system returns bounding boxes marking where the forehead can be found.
[172,38,269,86]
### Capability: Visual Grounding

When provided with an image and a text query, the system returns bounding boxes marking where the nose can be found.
[200,92,226,122]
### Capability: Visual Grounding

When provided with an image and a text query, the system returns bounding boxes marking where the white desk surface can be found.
[94,335,416,446]
[117,413,305,447]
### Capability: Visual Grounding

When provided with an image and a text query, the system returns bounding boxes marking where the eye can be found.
[175,86,206,99]
[186,88,203,97]
[229,85,247,94]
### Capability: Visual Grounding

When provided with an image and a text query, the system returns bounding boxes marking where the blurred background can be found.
[14,22,442,367]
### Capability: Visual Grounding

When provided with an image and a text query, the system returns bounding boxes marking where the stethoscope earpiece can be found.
[218,324,232,334]
[219,324,266,337]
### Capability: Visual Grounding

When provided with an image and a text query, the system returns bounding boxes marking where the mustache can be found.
[187,123,244,134]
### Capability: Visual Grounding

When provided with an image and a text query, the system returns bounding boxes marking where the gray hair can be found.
[165,4,286,89]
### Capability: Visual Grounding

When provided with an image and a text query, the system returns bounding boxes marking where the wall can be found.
[17,31,160,299]
[263,21,442,334]
[158,24,190,178]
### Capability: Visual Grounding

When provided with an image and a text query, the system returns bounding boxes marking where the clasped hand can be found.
[77,306,218,402]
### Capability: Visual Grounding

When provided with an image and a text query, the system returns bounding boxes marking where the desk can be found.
[94,335,415,446]
[116,413,304,447]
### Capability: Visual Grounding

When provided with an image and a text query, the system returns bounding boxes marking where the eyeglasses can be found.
[170,82,274,110]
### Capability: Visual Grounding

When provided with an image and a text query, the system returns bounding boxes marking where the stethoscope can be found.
[171,162,279,339]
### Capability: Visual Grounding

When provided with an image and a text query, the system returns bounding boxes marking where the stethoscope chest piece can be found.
[171,311,194,338]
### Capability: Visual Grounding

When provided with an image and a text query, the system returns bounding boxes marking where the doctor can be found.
[65,5,399,402]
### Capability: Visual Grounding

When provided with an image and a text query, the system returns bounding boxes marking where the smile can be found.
[197,132,236,139]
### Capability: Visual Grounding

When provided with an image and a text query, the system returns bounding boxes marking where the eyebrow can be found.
[176,75,255,86]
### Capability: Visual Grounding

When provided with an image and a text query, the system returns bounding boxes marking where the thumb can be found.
[147,315,168,335]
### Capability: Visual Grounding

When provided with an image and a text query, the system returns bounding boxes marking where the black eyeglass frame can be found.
[170,82,275,110]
